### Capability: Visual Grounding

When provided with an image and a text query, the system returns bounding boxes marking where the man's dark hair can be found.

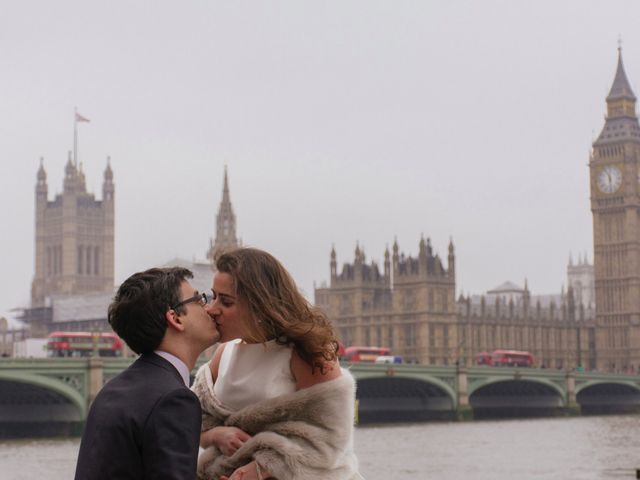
[108,267,193,354]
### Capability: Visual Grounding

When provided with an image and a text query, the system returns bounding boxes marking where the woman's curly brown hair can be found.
[216,247,339,372]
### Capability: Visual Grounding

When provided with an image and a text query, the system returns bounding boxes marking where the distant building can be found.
[316,240,596,369]
[162,258,215,295]
[206,166,239,265]
[19,165,239,339]
[567,253,595,310]
[457,281,595,370]
[0,317,28,356]
[31,155,114,307]
[22,154,114,338]
[315,237,457,365]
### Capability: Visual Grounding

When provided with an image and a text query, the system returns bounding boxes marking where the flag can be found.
[75,112,90,123]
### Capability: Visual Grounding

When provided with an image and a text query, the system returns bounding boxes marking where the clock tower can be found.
[590,48,640,372]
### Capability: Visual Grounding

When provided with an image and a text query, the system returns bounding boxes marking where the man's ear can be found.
[165,309,186,332]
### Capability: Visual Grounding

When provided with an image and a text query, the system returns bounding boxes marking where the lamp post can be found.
[92,330,100,357]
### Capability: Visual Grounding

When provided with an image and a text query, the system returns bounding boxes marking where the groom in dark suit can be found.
[74,267,219,480]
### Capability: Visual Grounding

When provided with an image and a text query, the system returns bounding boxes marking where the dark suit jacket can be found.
[74,353,201,480]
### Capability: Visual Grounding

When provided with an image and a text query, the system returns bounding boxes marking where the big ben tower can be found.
[590,47,640,372]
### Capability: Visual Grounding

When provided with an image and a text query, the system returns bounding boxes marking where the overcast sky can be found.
[2,1,640,325]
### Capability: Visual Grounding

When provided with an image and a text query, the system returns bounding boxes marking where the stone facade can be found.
[315,237,457,364]
[31,155,114,309]
[316,241,597,369]
[567,253,595,310]
[24,155,114,338]
[590,49,640,372]
[456,284,596,370]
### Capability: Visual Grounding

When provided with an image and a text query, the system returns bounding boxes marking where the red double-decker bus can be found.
[47,331,124,358]
[476,349,534,367]
[475,351,493,365]
[342,346,391,362]
[490,349,534,367]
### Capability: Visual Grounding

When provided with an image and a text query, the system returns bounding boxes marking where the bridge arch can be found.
[575,380,640,396]
[355,372,456,422]
[468,376,565,400]
[0,371,86,418]
[576,380,640,414]
[469,378,565,418]
[354,370,456,402]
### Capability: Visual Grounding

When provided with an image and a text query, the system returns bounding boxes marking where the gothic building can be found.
[315,237,457,364]
[316,240,596,368]
[31,154,114,307]
[207,166,239,265]
[567,253,595,310]
[456,282,596,370]
[590,48,640,372]
[23,154,114,337]
[316,49,640,373]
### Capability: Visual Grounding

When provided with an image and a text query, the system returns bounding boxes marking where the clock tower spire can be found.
[590,47,640,372]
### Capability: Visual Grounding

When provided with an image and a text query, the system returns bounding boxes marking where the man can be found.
[75,267,219,479]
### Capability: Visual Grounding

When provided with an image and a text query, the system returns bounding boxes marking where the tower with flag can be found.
[31,111,114,327]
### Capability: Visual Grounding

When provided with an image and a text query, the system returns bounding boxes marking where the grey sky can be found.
[1,1,638,324]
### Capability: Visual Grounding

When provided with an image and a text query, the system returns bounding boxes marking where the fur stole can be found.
[192,363,363,480]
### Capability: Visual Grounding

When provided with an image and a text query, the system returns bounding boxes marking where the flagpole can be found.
[73,107,78,166]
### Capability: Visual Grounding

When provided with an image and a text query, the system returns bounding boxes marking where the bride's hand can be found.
[220,460,268,480]
[200,426,251,456]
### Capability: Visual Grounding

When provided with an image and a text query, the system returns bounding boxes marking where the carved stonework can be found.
[46,373,84,395]
[435,375,456,391]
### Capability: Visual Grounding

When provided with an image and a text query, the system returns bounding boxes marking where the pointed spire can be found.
[392,236,399,263]
[419,234,426,258]
[595,46,639,146]
[103,156,113,181]
[78,161,86,190]
[330,244,337,279]
[222,164,230,200]
[36,157,47,198]
[569,252,573,266]
[607,46,636,102]
[207,166,238,265]
[65,151,75,173]
[37,157,46,182]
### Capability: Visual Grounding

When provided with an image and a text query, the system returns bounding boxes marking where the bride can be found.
[192,247,362,480]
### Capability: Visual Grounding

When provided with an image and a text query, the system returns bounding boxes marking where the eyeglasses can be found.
[171,292,209,311]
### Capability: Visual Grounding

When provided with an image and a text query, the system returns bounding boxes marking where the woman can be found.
[192,248,362,480]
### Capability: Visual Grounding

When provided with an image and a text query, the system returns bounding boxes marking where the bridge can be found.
[349,363,640,422]
[1,358,640,434]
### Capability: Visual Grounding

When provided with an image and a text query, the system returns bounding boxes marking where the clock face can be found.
[597,165,622,194]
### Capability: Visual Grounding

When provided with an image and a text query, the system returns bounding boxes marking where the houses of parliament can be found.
[315,48,640,373]
[6,49,640,373]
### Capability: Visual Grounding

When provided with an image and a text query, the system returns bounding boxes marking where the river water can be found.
[1,416,639,479]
